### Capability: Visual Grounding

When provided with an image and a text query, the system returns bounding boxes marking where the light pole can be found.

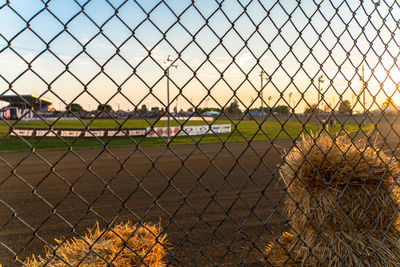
[164,55,178,142]
[317,75,324,111]
[146,99,151,112]
[359,64,366,115]
[358,64,368,125]
[259,69,268,130]
[175,96,179,114]
[293,97,297,114]
[205,97,210,109]
[317,75,324,129]
[88,102,91,111]
[288,92,293,115]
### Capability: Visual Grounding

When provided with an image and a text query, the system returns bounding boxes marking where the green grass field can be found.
[0,119,373,152]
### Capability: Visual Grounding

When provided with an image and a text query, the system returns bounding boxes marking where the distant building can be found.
[202,111,220,116]
[0,94,53,119]
[0,107,20,120]
[249,111,267,116]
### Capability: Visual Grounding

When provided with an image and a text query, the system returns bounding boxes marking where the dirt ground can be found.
[0,119,398,266]
[0,138,295,266]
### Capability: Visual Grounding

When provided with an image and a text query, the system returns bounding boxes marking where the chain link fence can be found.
[0,0,400,266]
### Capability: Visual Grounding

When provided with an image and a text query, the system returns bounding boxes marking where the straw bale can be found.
[281,135,400,233]
[264,135,400,266]
[25,221,167,267]
[265,232,298,266]
[265,229,400,266]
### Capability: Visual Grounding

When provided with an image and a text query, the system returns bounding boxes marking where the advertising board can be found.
[146,124,231,137]
[9,125,230,138]
[10,128,147,138]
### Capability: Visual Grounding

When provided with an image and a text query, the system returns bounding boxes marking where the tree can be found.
[68,103,83,112]
[97,104,113,112]
[151,107,160,113]
[196,107,220,115]
[261,107,271,113]
[338,99,351,113]
[304,104,318,114]
[274,105,289,115]
[141,104,148,112]
[323,104,332,112]
[304,103,329,114]
[382,97,397,109]
[249,107,270,113]
[226,99,241,114]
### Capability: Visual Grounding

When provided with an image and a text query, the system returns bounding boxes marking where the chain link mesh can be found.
[0,0,399,265]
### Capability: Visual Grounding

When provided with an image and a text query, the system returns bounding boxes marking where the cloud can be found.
[235,53,253,65]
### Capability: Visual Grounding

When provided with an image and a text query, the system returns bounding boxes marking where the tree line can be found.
[67,103,113,112]
[66,96,398,115]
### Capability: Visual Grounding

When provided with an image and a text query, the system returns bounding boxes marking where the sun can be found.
[367,65,400,108]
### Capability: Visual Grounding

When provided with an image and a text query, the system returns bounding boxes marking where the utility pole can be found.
[259,69,268,130]
[288,92,293,113]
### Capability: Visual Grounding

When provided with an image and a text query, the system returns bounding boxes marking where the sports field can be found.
[0,119,372,152]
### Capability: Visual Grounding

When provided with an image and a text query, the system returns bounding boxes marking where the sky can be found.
[0,0,399,113]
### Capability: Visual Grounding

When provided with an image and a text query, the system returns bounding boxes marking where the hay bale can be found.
[265,232,298,266]
[265,135,400,266]
[266,230,400,266]
[25,221,168,267]
[282,135,400,233]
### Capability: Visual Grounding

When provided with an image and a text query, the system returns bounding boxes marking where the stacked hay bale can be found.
[25,221,167,267]
[265,135,400,266]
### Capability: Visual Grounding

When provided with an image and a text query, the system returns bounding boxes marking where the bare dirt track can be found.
[0,139,293,266]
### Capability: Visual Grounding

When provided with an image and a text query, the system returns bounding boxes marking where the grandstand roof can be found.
[0,94,52,110]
